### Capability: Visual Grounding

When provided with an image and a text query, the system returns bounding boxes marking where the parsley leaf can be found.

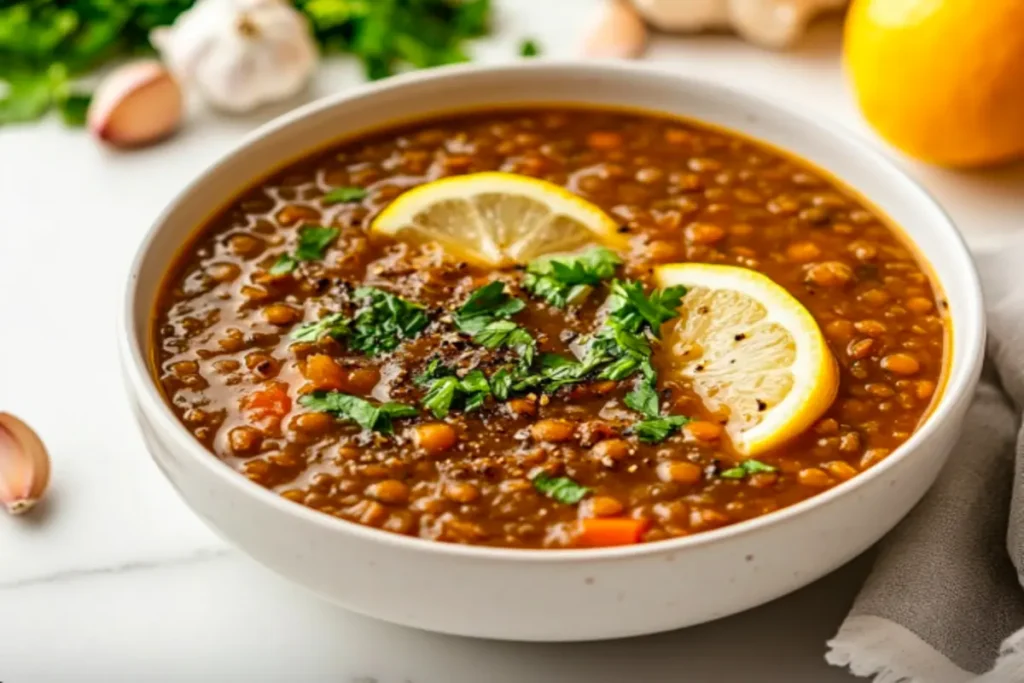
[523,247,622,308]
[270,225,340,274]
[291,312,350,342]
[421,376,460,418]
[418,365,493,417]
[298,391,417,434]
[454,281,526,331]
[720,459,778,479]
[519,38,541,57]
[624,380,660,418]
[454,282,535,366]
[295,225,341,261]
[350,287,430,354]
[607,280,687,335]
[490,367,513,400]
[532,472,590,505]
[322,186,368,204]
[632,415,691,444]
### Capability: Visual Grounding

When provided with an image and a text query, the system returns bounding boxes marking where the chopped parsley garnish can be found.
[269,225,340,275]
[454,281,526,330]
[606,279,687,333]
[523,247,622,308]
[418,364,493,418]
[290,312,350,342]
[349,287,430,354]
[519,38,541,57]
[322,186,368,204]
[632,415,691,444]
[624,380,660,418]
[720,459,778,479]
[532,472,590,505]
[516,278,684,396]
[454,281,535,366]
[298,392,417,434]
[288,288,428,352]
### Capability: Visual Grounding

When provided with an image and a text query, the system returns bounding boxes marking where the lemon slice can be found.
[370,172,627,266]
[655,263,838,456]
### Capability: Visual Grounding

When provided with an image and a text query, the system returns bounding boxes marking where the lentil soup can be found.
[153,107,947,549]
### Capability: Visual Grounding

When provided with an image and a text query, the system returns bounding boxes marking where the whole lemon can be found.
[845,0,1024,167]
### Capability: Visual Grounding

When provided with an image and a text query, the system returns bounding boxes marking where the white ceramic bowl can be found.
[120,62,985,641]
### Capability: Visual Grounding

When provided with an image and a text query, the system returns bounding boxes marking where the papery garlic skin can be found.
[633,0,847,49]
[0,413,51,516]
[152,0,319,113]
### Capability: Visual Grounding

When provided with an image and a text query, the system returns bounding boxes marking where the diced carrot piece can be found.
[303,354,346,391]
[577,518,649,548]
[242,381,292,420]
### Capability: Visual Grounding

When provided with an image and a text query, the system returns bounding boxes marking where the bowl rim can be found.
[120,60,986,563]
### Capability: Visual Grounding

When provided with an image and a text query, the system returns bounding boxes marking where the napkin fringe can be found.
[826,616,972,683]
[976,628,1024,682]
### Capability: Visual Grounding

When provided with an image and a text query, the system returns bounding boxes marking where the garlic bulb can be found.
[151,0,319,113]
[632,0,848,49]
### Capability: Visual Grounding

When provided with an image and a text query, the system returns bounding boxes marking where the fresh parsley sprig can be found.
[720,459,778,479]
[321,186,368,205]
[522,247,622,308]
[349,287,430,354]
[269,225,340,275]
[298,391,417,434]
[453,281,536,367]
[291,312,349,343]
[532,472,590,504]
[632,415,691,444]
[416,360,494,418]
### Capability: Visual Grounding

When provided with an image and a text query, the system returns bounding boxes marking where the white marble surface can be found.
[1,2,1022,681]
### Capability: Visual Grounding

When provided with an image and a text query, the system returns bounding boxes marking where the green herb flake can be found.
[720,459,778,479]
[269,225,339,275]
[532,472,590,505]
[632,415,691,444]
[624,380,660,419]
[454,282,535,366]
[350,287,430,354]
[269,254,298,276]
[523,247,622,308]
[298,391,417,434]
[607,280,687,336]
[295,225,341,261]
[519,38,540,57]
[421,376,460,418]
[418,365,493,418]
[322,186,368,204]
[290,312,350,342]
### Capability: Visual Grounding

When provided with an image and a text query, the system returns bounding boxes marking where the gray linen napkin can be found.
[826,245,1024,682]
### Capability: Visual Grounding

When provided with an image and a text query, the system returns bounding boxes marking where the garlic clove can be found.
[582,0,649,59]
[0,413,51,516]
[87,60,183,148]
